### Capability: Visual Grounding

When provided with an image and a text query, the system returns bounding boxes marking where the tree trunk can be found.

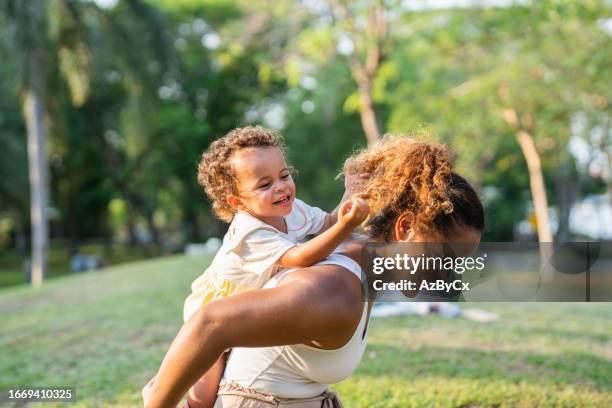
[358,81,381,146]
[25,85,49,286]
[502,109,554,280]
[515,130,553,243]
[145,210,161,254]
[340,2,387,147]
[125,202,138,246]
[515,130,554,281]
[14,212,28,255]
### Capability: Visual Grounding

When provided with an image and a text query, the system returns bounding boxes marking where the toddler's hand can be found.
[338,197,369,229]
[142,374,156,407]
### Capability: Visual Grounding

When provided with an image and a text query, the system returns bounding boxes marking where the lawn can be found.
[1,255,610,407]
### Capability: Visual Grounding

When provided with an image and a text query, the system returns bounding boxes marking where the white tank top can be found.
[222,253,369,398]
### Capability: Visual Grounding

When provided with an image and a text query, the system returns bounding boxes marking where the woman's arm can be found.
[145,265,363,408]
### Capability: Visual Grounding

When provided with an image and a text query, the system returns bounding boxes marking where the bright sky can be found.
[93,0,118,9]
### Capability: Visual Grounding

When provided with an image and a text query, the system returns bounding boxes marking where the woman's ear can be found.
[227,195,243,211]
[394,212,415,242]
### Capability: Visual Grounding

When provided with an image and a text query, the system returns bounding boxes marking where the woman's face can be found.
[388,213,482,260]
[390,212,482,247]
[380,221,482,299]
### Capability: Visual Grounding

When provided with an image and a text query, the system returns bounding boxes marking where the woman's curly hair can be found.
[344,134,484,240]
[197,126,286,222]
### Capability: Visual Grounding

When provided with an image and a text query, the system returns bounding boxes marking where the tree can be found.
[3,1,57,285]
[453,1,610,243]
[237,0,392,146]
[329,0,389,145]
[0,81,29,253]
[1,0,169,283]
[380,1,611,243]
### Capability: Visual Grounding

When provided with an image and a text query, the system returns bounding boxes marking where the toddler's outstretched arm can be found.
[276,197,369,268]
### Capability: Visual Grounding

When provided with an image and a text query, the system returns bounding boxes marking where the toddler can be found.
[145,126,368,408]
[184,126,368,322]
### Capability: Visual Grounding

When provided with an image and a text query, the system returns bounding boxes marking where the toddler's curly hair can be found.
[344,134,483,239]
[198,126,286,222]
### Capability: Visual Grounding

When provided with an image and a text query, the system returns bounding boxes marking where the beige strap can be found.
[217,382,344,408]
[277,390,344,408]
[217,381,277,404]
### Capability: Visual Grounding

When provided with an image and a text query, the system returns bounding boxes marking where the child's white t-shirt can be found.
[183,198,327,321]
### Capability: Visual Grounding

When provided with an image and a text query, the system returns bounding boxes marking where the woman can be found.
[144,136,485,408]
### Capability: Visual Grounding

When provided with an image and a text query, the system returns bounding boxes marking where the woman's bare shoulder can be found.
[335,236,368,266]
[277,237,367,287]
[278,262,358,288]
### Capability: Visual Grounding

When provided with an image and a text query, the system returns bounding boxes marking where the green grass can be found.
[0,255,610,407]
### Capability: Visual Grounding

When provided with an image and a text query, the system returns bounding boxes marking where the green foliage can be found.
[295,26,335,63]
[381,2,611,240]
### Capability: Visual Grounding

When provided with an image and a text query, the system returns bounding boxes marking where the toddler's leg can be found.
[185,352,229,408]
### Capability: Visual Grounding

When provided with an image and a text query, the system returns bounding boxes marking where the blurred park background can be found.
[1,1,611,407]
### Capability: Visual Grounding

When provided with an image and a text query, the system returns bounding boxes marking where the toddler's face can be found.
[230,147,296,220]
